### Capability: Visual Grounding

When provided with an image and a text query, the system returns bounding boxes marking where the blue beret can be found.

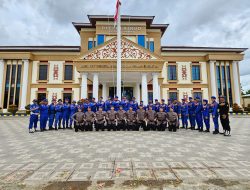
[182,98,186,101]
[115,96,118,98]
[189,97,193,100]
[161,99,165,102]
[155,99,158,101]
[58,99,62,102]
[43,99,48,102]
[168,98,172,101]
[100,96,103,99]
[72,100,76,103]
[211,96,216,99]
[203,99,208,103]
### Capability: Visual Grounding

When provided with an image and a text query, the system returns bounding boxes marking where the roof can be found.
[73,15,169,36]
[0,46,80,52]
[161,46,248,53]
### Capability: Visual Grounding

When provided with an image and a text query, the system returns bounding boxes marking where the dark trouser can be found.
[220,116,231,132]
[136,120,145,131]
[127,123,135,131]
[118,120,126,130]
[85,122,93,131]
[157,123,166,131]
[149,124,157,131]
[143,123,151,131]
[95,123,104,131]
[107,122,116,131]
[168,124,177,132]
[75,123,84,132]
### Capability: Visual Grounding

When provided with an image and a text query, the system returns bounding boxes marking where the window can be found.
[37,93,47,104]
[64,65,73,80]
[168,65,177,80]
[221,66,227,99]
[15,65,22,106]
[138,35,145,47]
[3,65,11,108]
[192,65,200,80]
[226,65,233,106]
[148,92,153,102]
[97,35,104,45]
[216,66,222,96]
[149,41,154,52]
[169,92,178,100]
[88,41,93,50]
[39,65,48,81]
[9,65,16,105]
[193,92,202,100]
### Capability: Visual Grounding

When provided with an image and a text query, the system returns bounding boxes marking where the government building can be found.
[0,15,247,112]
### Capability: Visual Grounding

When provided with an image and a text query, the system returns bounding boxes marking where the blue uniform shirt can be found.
[70,104,77,115]
[210,101,219,116]
[202,104,210,118]
[48,103,56,115]
[40,104,49,115]
[62,103,70,116]
[105,100,112,111]
[181,102,188,115]
[30,104,40,114]
[55,104,63,113]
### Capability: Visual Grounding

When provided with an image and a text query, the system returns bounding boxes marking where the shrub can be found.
[25,104,31,114]
[7,104,18,115]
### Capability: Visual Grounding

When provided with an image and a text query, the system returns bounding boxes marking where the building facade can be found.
[0,15,247,112]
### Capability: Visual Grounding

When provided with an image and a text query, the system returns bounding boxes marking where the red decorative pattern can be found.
[82,40,154,60]
[53,64,59,80]
[52,93,57,100]
[183,92,188,99]
[182,65,187,80]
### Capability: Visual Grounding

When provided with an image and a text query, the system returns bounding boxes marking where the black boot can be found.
[213,129,219,134]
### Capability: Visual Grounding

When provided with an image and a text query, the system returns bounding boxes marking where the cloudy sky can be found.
[0,0,249,90]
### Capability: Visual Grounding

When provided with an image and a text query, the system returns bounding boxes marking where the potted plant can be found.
[7,104,18,115]
[232,103,244,113]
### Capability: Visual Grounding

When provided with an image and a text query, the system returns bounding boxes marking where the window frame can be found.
[63,62,74,83]
[167,63,178,82]
[168,90,179,101]
[192,90,203,100]
[191,63,202,82]
[37,62,49,83]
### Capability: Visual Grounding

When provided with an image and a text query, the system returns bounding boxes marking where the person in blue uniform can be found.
[90,98,97,112]
[39,99,49,132]
[48,99,56,130]
[188,97,196,130]
[83,99,90,112]
[180,98,189,129]
[77,100,83,112]
[28,99,40,133]
[147,100,154,111]
[173,99,181,128]
[112,96,120,111]
[120,96,129,111]
[210,96,219,134]
[62,98,71,129]
[55,99,63,130]
[160,99,167,112]
[131,97,138,112]
[105,96,112,111]
[165,99,173,113]
[153,99,160,112]
[69,100,77,129]
[202,99,210,132]
[194,97,203,132]
[96,97,105,110]
[139,101,147,110]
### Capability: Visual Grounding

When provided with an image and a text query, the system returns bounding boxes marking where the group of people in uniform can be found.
[28,95,231,136]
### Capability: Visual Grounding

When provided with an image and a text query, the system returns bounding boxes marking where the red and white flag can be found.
[114,0,121,27]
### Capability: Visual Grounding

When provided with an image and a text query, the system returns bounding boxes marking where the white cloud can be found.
[0,0,249,88]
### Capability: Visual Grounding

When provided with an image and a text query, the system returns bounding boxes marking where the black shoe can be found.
[205,129,210,133]
[213,130,219,134]
[199,129,203,132]
[55,128,58,131]
[63,127,65,130]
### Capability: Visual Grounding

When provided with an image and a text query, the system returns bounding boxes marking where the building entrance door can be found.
[109,87,133,100]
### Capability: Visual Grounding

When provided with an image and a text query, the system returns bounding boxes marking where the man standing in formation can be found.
[28,95,230,136]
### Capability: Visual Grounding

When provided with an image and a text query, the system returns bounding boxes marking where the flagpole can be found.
[116,0,122,99]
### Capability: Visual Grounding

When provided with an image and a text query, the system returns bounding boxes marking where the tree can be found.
[246,90,250,95]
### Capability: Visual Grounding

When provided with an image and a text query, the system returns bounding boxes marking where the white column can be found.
[135,82,140,102]
[152,73,159,101]
[0,60,4,107]
[20,59,29,110]
[209,60,217,97]
[93,73,99,99]
[81,73,88,99]
[141,73,148,105]
[158,85,161,100]
[102,83,107,101]
[232,61,241,105]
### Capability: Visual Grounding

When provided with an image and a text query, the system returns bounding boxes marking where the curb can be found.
[0,114,30,117]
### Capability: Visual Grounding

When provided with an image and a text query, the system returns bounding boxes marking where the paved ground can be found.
[0,117,250,190]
